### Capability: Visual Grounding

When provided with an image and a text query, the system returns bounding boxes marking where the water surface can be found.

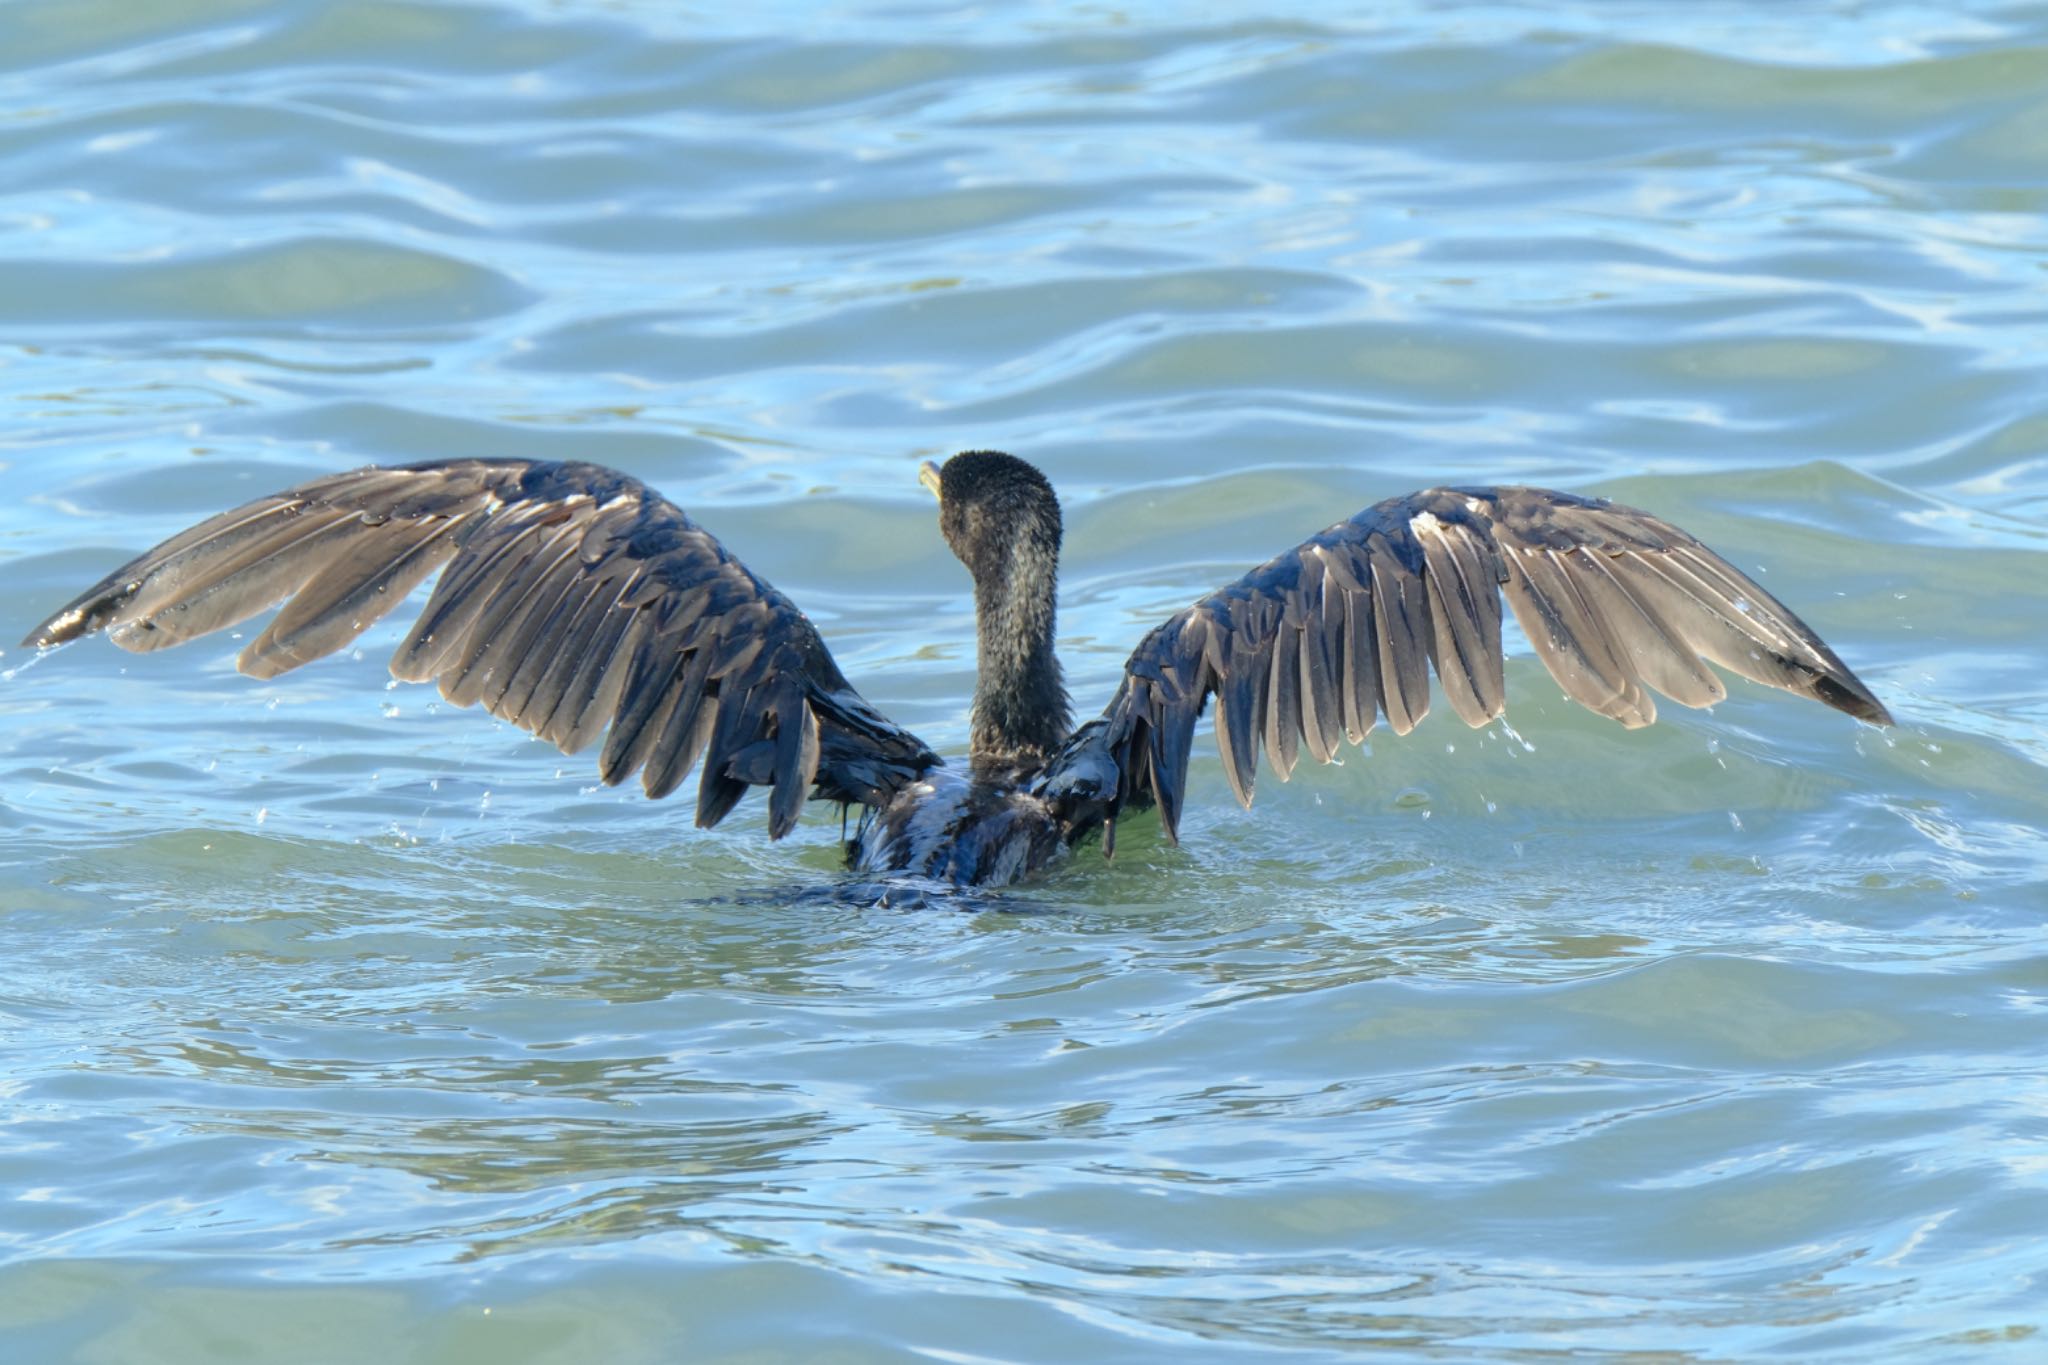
[2,1,2045,1360]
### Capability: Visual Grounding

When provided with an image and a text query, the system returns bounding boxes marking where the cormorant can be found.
[23,451,1891,886]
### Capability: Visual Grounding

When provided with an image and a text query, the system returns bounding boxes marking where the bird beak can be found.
[917,460,943,502]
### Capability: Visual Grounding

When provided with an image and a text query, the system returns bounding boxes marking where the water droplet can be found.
[1496,718,1535,752]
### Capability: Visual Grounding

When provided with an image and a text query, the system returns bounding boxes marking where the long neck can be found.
[970,533,1070,766]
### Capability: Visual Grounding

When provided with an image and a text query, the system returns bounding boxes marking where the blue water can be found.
[2,1,2045,1360]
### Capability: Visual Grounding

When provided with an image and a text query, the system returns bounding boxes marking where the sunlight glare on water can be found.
[1,1,2045,1360]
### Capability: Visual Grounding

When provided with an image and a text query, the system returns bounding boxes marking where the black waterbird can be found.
[24,451,1891,886]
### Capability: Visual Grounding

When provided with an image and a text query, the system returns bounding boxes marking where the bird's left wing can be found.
[24,459,938,837]
[1036,485,1890,850]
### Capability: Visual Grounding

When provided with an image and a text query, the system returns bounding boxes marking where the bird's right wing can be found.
[25,459,938,837]
[1037,484,1889,850]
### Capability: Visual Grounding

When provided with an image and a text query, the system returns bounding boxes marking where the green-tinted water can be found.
[3,1,2045,1359]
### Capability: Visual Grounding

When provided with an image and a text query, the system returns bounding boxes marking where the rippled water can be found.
[3,1,2046,1359]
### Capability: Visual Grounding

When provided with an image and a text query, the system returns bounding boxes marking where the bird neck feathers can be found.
[970,528,1070,766]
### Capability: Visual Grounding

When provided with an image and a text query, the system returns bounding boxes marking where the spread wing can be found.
[24,459,938,837]
[1037,485,1890,848]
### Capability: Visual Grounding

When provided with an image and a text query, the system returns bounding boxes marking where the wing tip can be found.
[1812,672,1893,727]
[22,599,102,650]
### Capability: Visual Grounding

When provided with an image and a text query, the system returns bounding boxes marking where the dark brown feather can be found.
[24,459,937,837]
[1038,483,1889,853]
